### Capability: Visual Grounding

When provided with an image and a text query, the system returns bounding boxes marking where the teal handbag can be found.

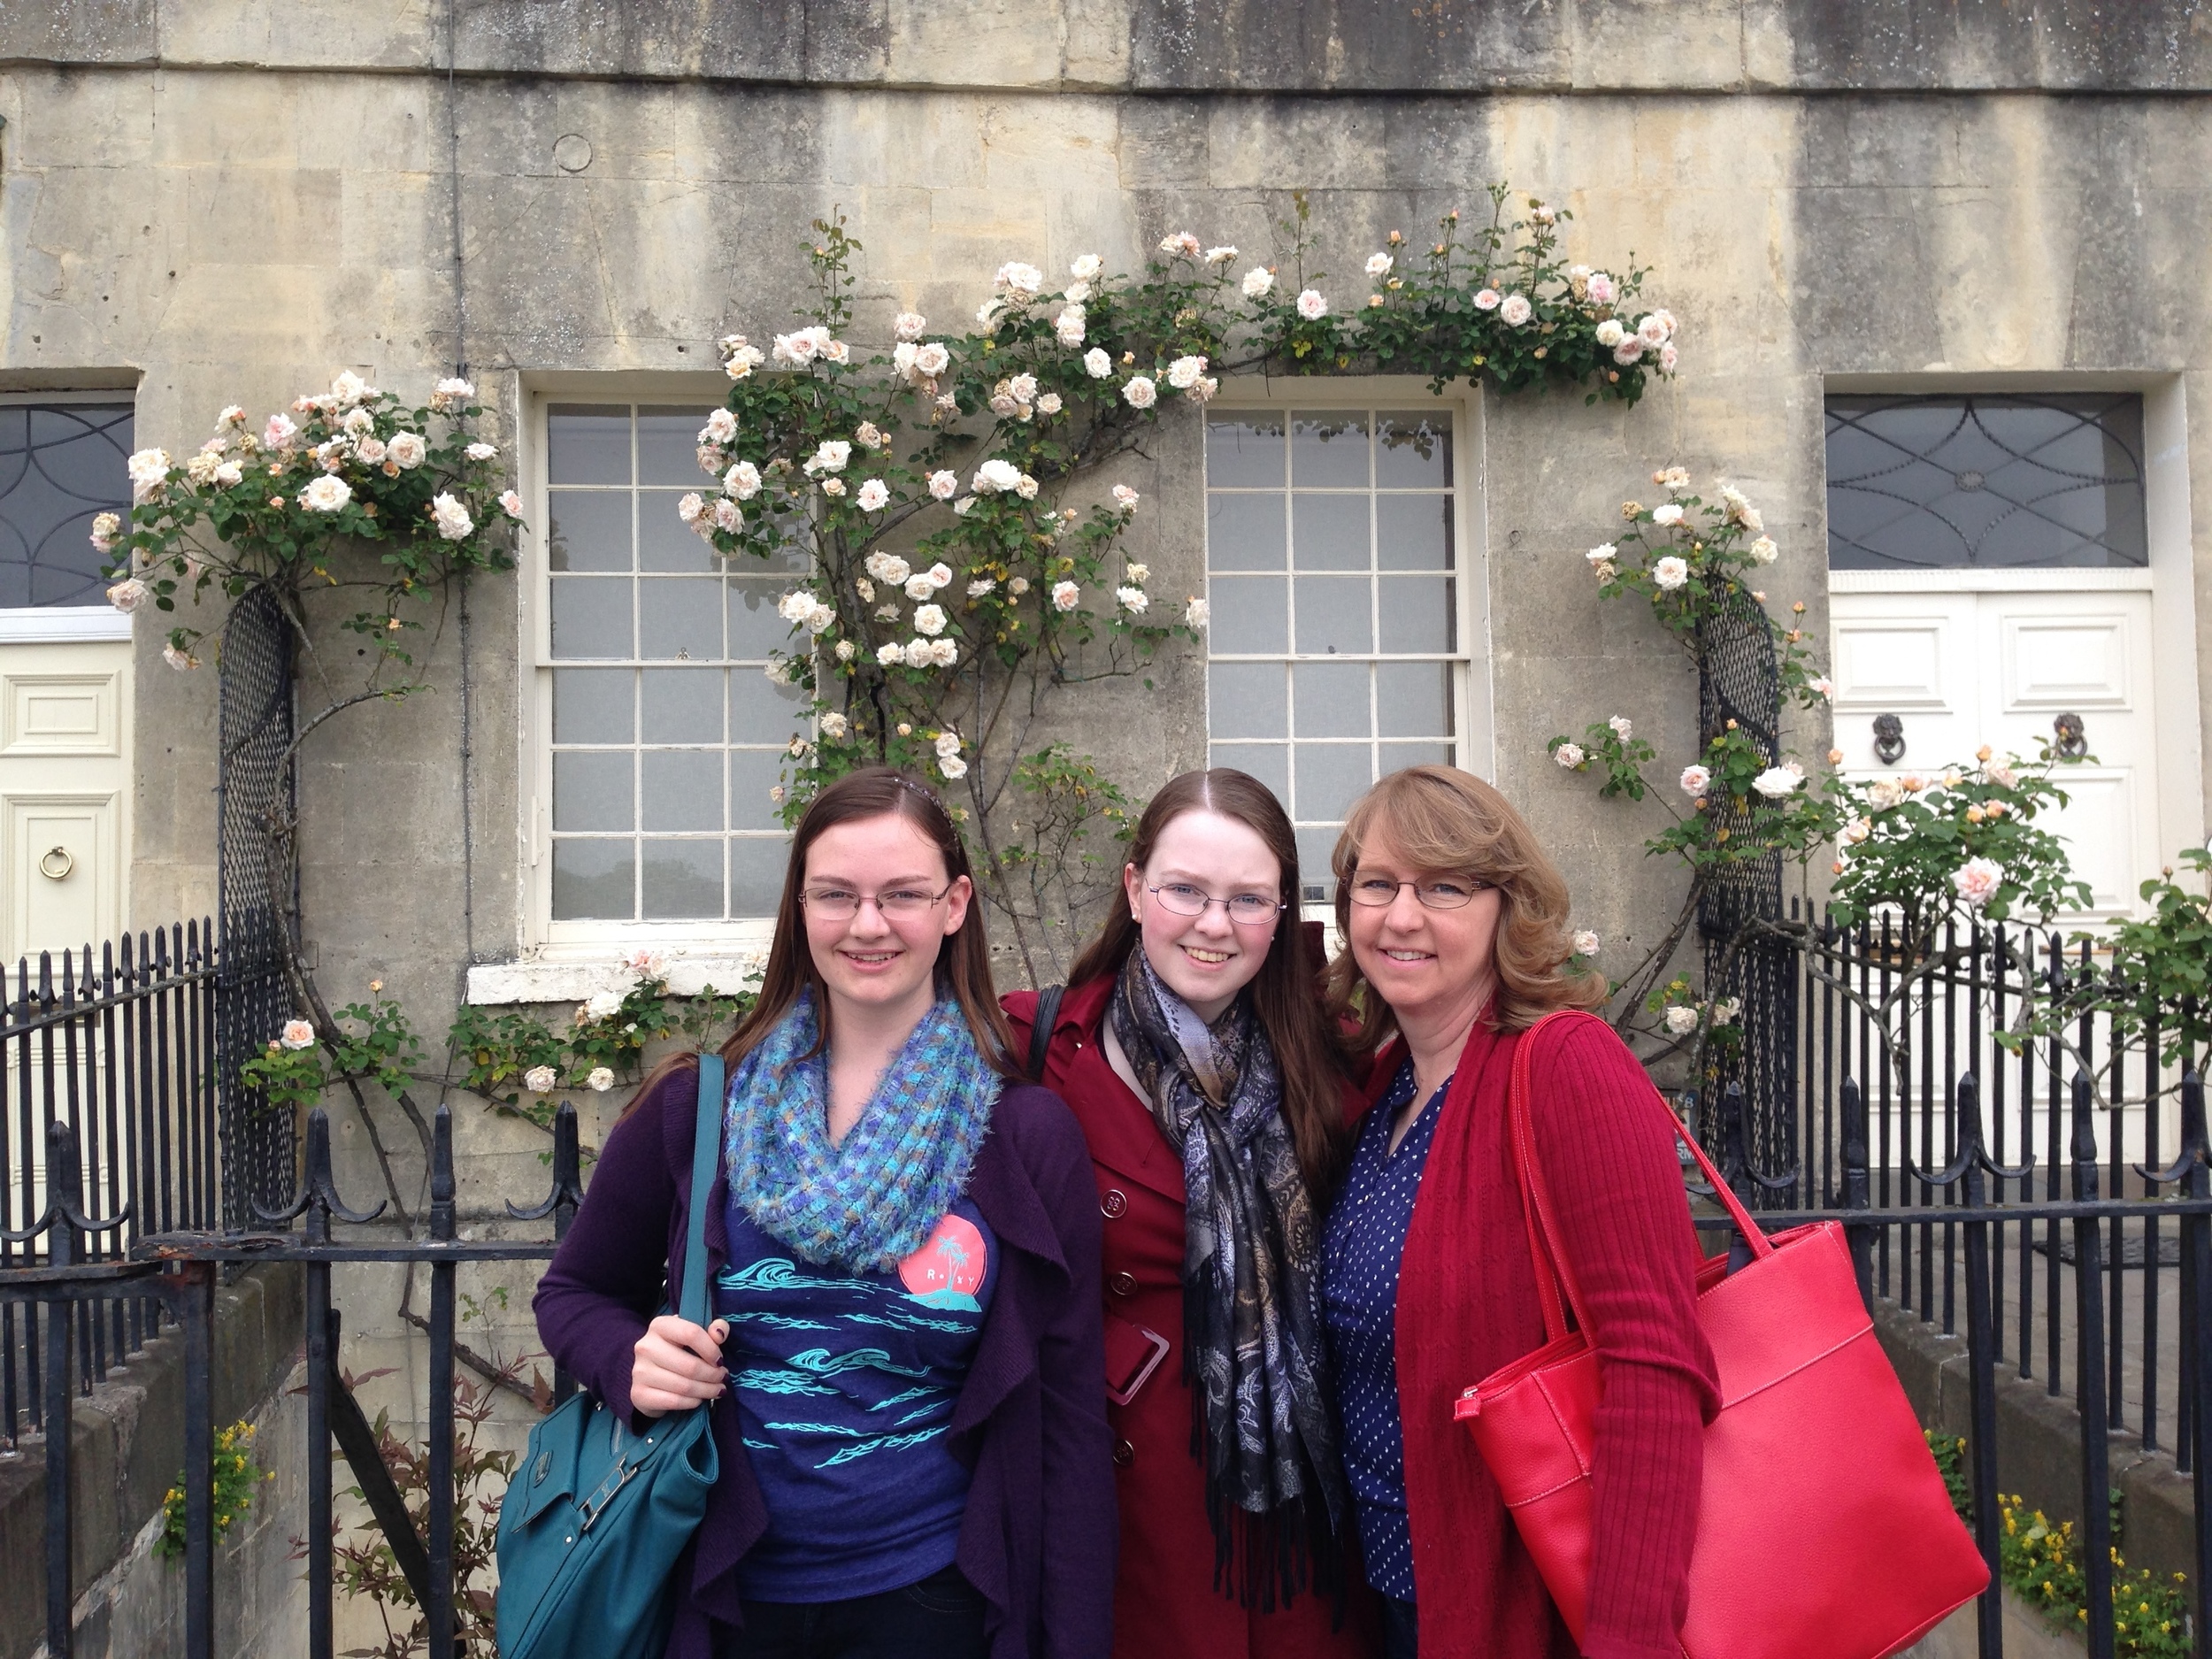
[496,1055,725,1659]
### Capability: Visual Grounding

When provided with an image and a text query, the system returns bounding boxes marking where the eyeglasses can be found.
[1345,872,1490,910]
[800,883,954,922]
[1146,883,1286,926]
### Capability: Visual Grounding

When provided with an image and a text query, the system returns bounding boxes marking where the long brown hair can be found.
[634,767,1018,1110]
[1324,764,1605,1054]
[1067,768,1354,1196]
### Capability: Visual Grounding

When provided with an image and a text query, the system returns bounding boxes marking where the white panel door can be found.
[0,639,129,964]
[1829,588,2159,920]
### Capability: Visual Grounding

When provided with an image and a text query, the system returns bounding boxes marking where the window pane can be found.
[1292,493,1369,572]
[0,404,134,610]
[546,489,632,572]
[1210,575,1287,655]
[1376,493,1453,571]
[1294,826,1343,897]
[731,836,790,916]
[728,579,791,659]
[1375,411,1452,488]
[550,577,633,658]
[1208,662,1286,740]
[1377,661,1454,738]
[552,839,634,920]
[1378,577,1454,653]
[547,405,630,486]
[731,666,809,739]
[640,578,724,660]
[1207,493,1286,571]
[1291,412,1369,488]
[1208,742,1289,803]
[1826,395,2147,569]
[1206,411,1286,488]
[1294,576,1371,654]
[729,749,789,832]
[639,490,717,572]
[1293,661,1368,739]
[1380,742,1454,775]
[641,668,723,743]
[553,750,634,832]
[638,407,711,487]
[1294,742,1373,825]
[641,750,725,832]
[641,838,724,918]
[553,667,634,744]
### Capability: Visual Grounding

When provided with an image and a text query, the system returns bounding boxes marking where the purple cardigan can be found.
[533,1063,1116,1659]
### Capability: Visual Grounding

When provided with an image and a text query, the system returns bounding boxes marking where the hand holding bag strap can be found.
[1507,1011,1775,1345]
[678,1052,725,1328]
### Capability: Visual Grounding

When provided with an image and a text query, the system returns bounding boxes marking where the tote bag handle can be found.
[678,1053,725,1328]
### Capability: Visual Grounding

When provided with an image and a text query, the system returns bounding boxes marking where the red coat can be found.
[1382,1009,1720,1659]
[1005,975,1379,1659]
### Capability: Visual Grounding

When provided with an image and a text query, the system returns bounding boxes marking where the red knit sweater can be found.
[1382,1009,1719,1659]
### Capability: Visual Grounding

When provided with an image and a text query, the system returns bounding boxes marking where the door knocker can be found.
[2053,712,2088,759]
[1872,713,1906,766]
[36,846,74,881]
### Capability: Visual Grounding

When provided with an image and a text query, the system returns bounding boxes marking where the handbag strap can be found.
[1028,984,1064,1083]
[1508,1011,1773,1346]
[678,1051,725,1328]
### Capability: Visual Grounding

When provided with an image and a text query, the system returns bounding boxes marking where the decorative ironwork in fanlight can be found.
[0,403,135,608]
[1826,395,2147,570]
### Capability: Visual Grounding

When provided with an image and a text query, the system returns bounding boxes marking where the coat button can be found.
[1109,1271,1137,1297]
[1111,1438,1134,1467]
[1100,1189,1127,1219]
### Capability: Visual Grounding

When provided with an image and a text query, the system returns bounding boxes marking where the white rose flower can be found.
[940,753,969,780]
[935,730,963,759]
[1123,376,1157,410]
[1752,765,1804,799]
[1572,930,1601,957]
[88,511,121,550]
[903,469,949,503]
[264,414,298,450]
[1056,306,1087,348]
[1007,373,1039,405]
[1240,266,1276,299]
[1473,288,1502,311]
[1294,288,1328,320]
[913,342,951,377]
[1365,251,1394,277]
[1953,856,2004,909]
[891,342,920,380]
[1050,580,1079,612]
[877,641,904,665]
[1749,535,1778,565]
[1843,817,1871,844]
[1125,563,1149,584]
[967,577,997,597]
[523,1064,558,1093]
[856,479,890,512]
[1807,676,1834,700]
[821,478,847,497]
[1083,348,1113,379]
[1595,319,1626,348]
[1116,586,1148,614]
[724,460,762,500]
[355,437,387,465]
[926,562,953,588]
[702,409,739,444]
[340,407,375,438]
[1110,484,1141,512]
[1712,998,1742,1026]
[833,639,856,661]
[431,493,473,541]
[1651,503,1686,527]
[777,589,818,625]
[712,498,741,531]
[1586,543,1617,567]
[1166,354,1208,390]
[1609,715,1632,741]
[865,551,911,585]
[1678,764,1711,796]
[1037,392,1063,416]
[431,376,474,410]
[973,458,1022,495]
[1009,576,1030,595]
[163,643,197,672]
[805,440,851,475]
[927,638,959,667]
[127,448,171,501]
[995,261,1045,296]
[214,460,244,487]
[1652,555,1690,589]
[279,1018,318,1051]
[913,604,948,636]
[1660,342,1679,373]
[299,475,352,513]
[1015,473,1040,500]
[1071,254,1103,281]
[1865,780,1903,810]
[1184,597,1210,628]
[1618,338,1649,365]
[1499,293,1533,326]
[900,639,933,668]
[818,711,850,741]
[1638,313,1671,347]
[465,441,496,461]
[1985,762,2018,789]
[894,311,927,342]
[1587,273,1617,304]
[954,496,976,516]
[585,1066,616,1093]
[772,330,818,365]
[1663,1005,1701,1037]
[1554,742,1586,769]
[724,342,766,380]
[382,431,425,470]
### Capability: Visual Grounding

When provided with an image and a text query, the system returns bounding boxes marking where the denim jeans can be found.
[1380,1594,1418,1659]
[723,1564,989,1659]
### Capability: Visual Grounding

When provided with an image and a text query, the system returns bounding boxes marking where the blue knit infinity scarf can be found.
[724,990,1001,1272]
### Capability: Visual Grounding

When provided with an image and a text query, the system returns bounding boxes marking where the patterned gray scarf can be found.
[1110,949,1348,1609]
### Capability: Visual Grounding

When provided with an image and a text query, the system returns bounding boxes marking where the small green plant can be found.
[157,1419,273,1559]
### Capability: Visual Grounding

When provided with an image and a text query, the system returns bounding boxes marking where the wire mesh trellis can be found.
[215,585,299,1232]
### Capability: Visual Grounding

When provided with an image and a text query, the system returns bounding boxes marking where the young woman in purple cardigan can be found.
[534,768,1114,1659]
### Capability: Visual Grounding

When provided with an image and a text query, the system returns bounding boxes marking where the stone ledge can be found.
[1875,1298,2195,1587]
[0,1264,303,1659]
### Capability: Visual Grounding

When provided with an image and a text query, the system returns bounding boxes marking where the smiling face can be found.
[1346,819,1503,1039]
[802,811,972,1026]
[1123,808,1283,1023]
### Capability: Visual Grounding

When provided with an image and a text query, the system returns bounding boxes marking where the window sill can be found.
[465,947,767,1007]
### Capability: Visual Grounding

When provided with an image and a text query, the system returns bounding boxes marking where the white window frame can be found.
[1201,377,1494,922]
[0,389,140,641]
[510,373,790,984]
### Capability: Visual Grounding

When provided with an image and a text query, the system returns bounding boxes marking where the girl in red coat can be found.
[1004,767,1375,1659]
[1318,766,1719,1659]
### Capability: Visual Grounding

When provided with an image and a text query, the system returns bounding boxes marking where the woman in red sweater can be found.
[1003,768,1374,1659]
[1318,766,1719,1659]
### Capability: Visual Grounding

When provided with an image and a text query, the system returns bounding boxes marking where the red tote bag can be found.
[1453,1016,1988,1659]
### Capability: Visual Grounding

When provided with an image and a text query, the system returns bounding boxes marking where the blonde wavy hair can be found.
[1325,765,1605,1053]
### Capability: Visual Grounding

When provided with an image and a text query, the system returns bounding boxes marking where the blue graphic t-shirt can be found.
[716,1192,998,1601]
